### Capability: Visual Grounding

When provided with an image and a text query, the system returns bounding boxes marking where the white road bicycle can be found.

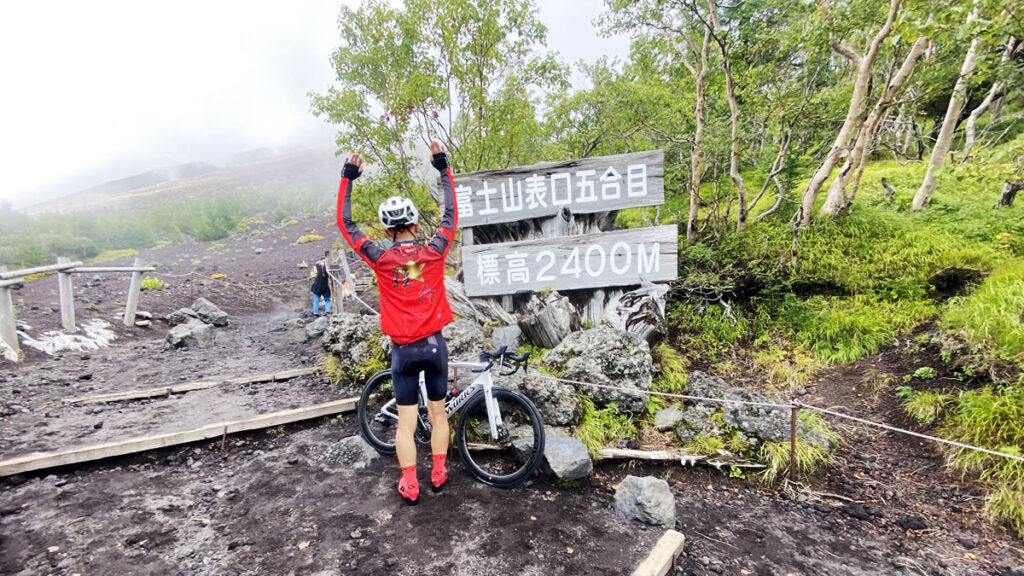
[357,347,545,488]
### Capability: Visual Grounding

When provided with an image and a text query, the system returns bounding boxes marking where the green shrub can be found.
[941,380,1024,536]
[574,396,638,458]
[296,234,324,244]
[140,277,164,291]
[652,343,688,395]
[942,262,1024,363]
[904,391,952,424]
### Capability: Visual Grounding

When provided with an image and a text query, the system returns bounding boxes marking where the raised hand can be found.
[342,153,364,180]
[429,141,445,156]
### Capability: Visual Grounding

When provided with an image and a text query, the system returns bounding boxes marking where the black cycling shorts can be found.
[390,332,448,406]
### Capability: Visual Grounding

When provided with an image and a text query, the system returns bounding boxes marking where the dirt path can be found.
[2,219,1024,575]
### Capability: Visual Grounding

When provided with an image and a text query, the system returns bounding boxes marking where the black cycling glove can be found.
[431,152,449,171]
[342,163,361,180]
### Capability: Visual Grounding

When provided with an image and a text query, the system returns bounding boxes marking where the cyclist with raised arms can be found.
[336,141,457,506]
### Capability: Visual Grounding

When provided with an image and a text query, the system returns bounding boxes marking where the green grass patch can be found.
[296,234,324,244]
[140,277,164,291]
[942,261,1024,364]
[574,396,638,458]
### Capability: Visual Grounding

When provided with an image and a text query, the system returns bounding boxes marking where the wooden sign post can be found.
[57,257,77,332]
[454,150,676,311]
[463,225,678,297]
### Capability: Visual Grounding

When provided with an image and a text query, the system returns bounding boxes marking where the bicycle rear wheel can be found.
[455,387,545,488]
[357,370,397,455]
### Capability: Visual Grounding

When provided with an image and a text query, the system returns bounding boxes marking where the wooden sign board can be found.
[449,150,664,227]
[462,225,677,297]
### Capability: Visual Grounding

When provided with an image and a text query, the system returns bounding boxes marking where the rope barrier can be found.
[325,268,379,317]
[531,373,791,410]
[527,373,1024,465]
[794,400,1024,464]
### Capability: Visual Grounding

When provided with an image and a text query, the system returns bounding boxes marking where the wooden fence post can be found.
[0,266,21,361]
[57,257,77,332]
[124,257,144,327]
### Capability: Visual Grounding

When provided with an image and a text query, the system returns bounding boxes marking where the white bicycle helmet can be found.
[378,196,419,230]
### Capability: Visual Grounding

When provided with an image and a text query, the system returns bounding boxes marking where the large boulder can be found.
[490,325,522,352]
[504,371,581,427]
[679,371,833,450]
[442,319,487,361]
[321,313,388,381]
[613,475,676,527]
[541,436,592,481]
[164,308,198,326]
[305,316,329,340]
[318,435,380,470]
[166,319,215,349]
[191,298,228,327]
[543,326,653,413]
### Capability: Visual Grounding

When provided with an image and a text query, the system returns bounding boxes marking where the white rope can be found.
[325,268,379,317]
[794,400,1024,464]
[532,373,791,410]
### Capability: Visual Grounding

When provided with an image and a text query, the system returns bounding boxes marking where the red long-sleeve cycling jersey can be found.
[336,153,458,344]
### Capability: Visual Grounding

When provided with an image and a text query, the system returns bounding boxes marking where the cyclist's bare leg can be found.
[396,404,418,467]
[427,398,448,455]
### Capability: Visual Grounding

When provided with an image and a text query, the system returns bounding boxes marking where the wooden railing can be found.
[0,257,155,362]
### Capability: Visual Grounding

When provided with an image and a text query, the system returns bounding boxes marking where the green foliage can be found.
[894,385,916,400]
[912,367,937,380]
[942,262,1024,364]
[904,391,952,424]
[758,438,834,485]
[140,277,164,291]
[321,354,345,387]
[651,343,688,395]
[574,396,638,458]
[684,433,726,457]
[296,234,324,244]
[265,425,285,437]
[940,380,1024,536]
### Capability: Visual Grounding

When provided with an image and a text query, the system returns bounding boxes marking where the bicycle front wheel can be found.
[455,387,545,488]
[357,370,397,455]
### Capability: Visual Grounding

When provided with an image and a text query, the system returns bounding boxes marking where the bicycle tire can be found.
[357,370,398,455]
[455,387,545,488]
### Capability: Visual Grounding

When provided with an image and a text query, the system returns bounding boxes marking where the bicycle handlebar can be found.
[476,347,530,375]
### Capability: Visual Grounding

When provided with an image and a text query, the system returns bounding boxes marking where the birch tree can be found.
[821,33,930,213]
[795,0,902,228]
[912,1,983,212]
[962,34,1020,161]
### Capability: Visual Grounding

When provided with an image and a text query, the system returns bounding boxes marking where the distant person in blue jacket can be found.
[311,257,332,316]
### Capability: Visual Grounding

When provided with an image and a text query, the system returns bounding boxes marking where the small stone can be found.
[93,421,104,430]
[844,503,870,520]
[78,373,93,381]
[898,516,927,531]
[958,537,978,549]
[350,529,362,539]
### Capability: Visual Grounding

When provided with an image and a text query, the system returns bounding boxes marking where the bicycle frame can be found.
[404,360,502,441]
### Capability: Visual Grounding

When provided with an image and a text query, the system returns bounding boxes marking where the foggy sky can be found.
[0,1,630,210]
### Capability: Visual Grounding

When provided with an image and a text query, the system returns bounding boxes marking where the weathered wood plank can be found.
[63,367,321,405]
[0,398,358,476]
[597,448,705,462]
[631,530,686,576]
[0,277,25,288]
[68,267,155,274]
[462,225,678,297]
[449,150,664,227]
[0,261,82,279]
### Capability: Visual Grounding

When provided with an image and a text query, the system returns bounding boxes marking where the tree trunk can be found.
[833,34,929,209]
[517,291,580,349]
[797,0,902,227]
[912,2,983,212]
[686,29,712,243]
[996,181,1022,209]
[962,35,1019,161]
[707,0,749,233]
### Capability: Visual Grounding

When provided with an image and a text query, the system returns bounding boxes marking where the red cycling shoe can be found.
[431,454,448,493]
[398,465,419,506]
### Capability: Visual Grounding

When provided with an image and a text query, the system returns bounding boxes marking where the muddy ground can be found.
[2,216,1023,575]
